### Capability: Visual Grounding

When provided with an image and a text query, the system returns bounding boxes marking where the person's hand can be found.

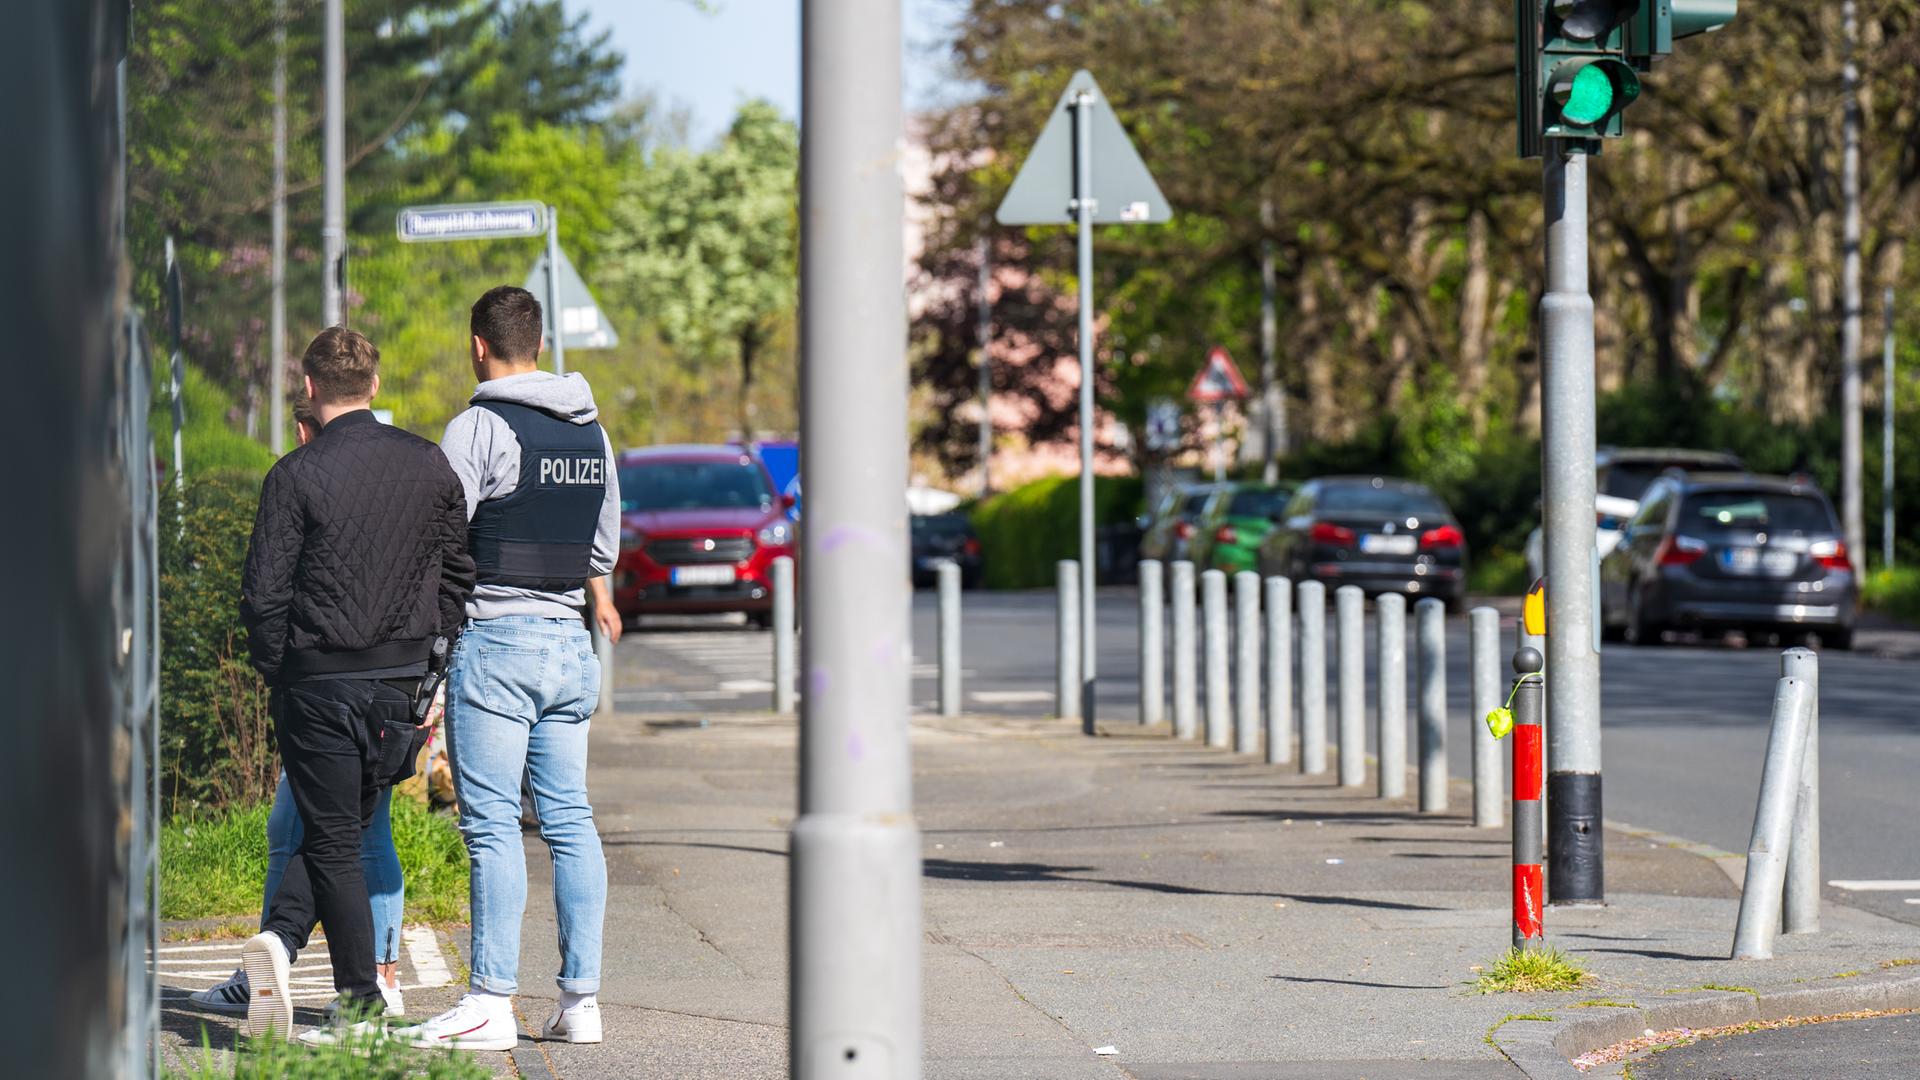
[595,600,623,643]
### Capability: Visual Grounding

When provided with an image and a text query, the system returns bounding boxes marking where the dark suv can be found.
[1599,472,1856,649]
[611,445,797,628]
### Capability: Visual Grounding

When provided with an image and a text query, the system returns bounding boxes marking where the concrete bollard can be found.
[1264,577,1293,765]
[1234,571,1262,754]
[1055,560,1080,722]
[1732,676,1816,960]
[594,619,617,721]
[1511,646,1546,951]
[1171,561,1198,740]
[1416,597,1448,812]
[1375,593,1407,799]
[773,555,797,714]
[937,560,961,717]
[1335,585,1366,787]
[1781,647,1820,935]
[1297,580,1327,775]
[1202,570,1230,749]
[1138,560,1165,727]
[1470,606,1503,828]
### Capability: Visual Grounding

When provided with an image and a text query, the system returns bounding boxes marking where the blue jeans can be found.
[448,617,605,996]
[263,772,405,965]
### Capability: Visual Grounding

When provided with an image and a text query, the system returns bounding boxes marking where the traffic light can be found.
[1626,1,1739,69]
[1516,1,1644,158]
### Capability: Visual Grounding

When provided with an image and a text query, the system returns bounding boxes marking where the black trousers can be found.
[262,678,415,1010]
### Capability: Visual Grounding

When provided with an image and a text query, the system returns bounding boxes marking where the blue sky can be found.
[569,1,966,145]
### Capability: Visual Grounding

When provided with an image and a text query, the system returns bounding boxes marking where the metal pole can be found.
[1264,576,1293,765]
[1171,560,1198,740]
[1138,560,1164,726]
[1296,580,1327,774]
[1542,148,1603,903]
[321,0,344,328]
[1072,89,1098,731]
[1376,592,1406,799]
[1731,677,1816,961]
[1202,569,1230,749]
[594,616,616,721]
[1234,571,1261,754]
[774,555,797,714]
[938,561,961,717]
[1885,287,1897,571]
[1470,606,1503,828]
[976,235,993,497]
[1335,585,1365,787]
[1416,597,1448,812]
[1511,645,1546,951]
[1781,647,1820,934]
[791,4,921,1073]
[1840,0,1866,571]
[269,0,287,455]
[545,207,567,375]
[1056,560,1080,722]
[1258,196,1284,482]
[164,236,184,498]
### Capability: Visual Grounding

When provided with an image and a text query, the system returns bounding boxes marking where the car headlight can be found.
[758,521,791,546]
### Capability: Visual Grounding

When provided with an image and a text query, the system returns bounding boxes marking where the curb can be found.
[1490,969,1920,1077]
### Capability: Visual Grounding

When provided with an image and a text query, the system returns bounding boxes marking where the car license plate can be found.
[671,565,737,586]
[1720,547,1797,576]
[1359,533,1416,556]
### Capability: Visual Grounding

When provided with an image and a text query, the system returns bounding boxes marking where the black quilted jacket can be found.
[240,410,475,684]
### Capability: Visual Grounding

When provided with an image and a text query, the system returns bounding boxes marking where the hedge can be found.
[971,473,1145,589]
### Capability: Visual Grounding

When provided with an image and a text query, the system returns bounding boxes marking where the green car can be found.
[1203,483,1296,574]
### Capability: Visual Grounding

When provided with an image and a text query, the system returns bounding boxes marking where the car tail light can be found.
[1215,525,1238,545]
[1309,522,1357,546]
[1810,539,1851,571]
[1174,521,1196,541]
[1419,524,1464,550]
[962,537,982,557]
[1656,534,1707,566]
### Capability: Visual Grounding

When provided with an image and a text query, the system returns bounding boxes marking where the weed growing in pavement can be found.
[1475,947,1592,994]
[1570,998,1640,1009]
[1883,958,1920,969]
[1483,1013,1555,1048]
[168,1021,491,1079]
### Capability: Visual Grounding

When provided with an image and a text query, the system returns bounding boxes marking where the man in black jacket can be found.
[238,327,474,1040]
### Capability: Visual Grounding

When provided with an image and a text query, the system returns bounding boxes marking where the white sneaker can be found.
[322,982,403,1022]
[297,1018,389,1048]
[541,999,602,1044]
[241,933,293,1041]
[406,994,520,1052]
[186,968,249,1016]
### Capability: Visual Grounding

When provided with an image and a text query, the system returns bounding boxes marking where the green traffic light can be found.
[1561,64,1615,124]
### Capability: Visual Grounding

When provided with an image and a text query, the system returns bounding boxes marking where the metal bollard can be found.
[594,620,617,720]
[1416,597,1448,812]
[1336,585,1366,787]
[1055,560,1080,721]
[1234,572,1262,754]
[1376,593,1407,799]
[1264,577,1293,765]
[1470,607,1503,828]
[1511,645,1546,951]
[773,555,797,714]
[1781,647,1820,935]
[1731,676,1817,960]
[937,560,961,717]
[1202,570,1230,749]
[1171,561,1198,740]
[1297,580,1327,774]
[1138,560,1165,727]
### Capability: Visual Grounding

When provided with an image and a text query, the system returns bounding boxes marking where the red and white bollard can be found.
[1511,646,1546,951]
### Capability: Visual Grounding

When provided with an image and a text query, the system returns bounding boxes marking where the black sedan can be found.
[911,512,983,589]
[1255,476,1467,608]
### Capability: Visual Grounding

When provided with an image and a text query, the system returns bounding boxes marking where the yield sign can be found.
[523,244,620,350]
[995,70,1171,226]
[1188,346,1250,404]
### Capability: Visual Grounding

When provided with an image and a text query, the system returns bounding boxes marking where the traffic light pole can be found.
[1541,147,1604,905]
[1073,89,1098,733]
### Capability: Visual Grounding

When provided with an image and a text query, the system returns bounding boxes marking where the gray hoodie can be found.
[440,370,619,621]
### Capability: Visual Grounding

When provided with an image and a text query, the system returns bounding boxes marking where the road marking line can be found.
[405,925,453,988]
[969,690,1054,704]
[719,679,774,692]
[1826,880,1920,891]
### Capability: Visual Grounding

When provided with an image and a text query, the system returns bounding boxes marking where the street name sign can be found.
[1188,346,1250,404]
[395,201,547,243]
[996,70,1171,226]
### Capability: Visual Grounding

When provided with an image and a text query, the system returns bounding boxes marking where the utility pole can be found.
[976,234,992,497]
[1071,88,1099,730]
[1259,196,1284,483]
[269,0,287,454]
[321,0,345,328]
[1841,0,1865,569]
[545,206,566,374]
[790,3,921,1077]
[1887,287,1898,570]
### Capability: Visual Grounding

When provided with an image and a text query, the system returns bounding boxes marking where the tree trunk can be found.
[738,325,760,442]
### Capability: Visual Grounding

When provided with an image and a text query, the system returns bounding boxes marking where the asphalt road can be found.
[1633,1012,1920,1078]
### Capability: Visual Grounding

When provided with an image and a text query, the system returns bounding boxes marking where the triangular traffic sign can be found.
[524,244,621,350]
[1187,346,1250,404]
[996,70,1172,226]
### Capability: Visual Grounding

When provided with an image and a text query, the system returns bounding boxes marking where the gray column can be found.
[1071,90,1098,733]
[937,560,961,718]
[1375,593,1406,799]
[1234,571,1261,754]
[1731,677,1816,961]
[1138,560,1164,726]
[1781,647,1820,934]
[774,556,797,714]
[1416,597,1448,812]
[545,207,567,375]
[790,4,921,1073]
[594,620,616,721]
[1171,561,1197,740]
[1264,577,1293,765]
[321,0,344,327]
[1297,580,1327,774]
[1335,586,1366,786]
[1055,559,1080,722]
[1202,569,1230,749]
[1470,606,1503,828]
[269,0,287,454]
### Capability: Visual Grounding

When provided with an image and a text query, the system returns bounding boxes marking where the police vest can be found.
[467,401,606,592]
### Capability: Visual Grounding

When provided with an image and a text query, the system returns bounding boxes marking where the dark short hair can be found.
[471,285,543,363]
[291,397,317,431]
[301,326,378,403]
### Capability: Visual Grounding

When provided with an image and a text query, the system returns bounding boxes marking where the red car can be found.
[611,445,796,628]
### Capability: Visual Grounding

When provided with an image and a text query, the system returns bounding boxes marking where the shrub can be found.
[971,474,1145,589]
[1862,566,1920,624]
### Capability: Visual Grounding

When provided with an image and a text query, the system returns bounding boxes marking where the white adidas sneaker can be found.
[406,994,520,1052]
[240,932,294,1041]
[540,999,602,1044]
